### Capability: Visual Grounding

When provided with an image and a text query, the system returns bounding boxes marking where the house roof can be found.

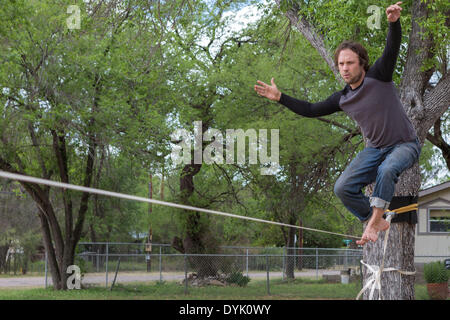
[419,180,450,197]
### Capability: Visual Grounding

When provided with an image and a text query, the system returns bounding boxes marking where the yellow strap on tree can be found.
[385,203,418,215]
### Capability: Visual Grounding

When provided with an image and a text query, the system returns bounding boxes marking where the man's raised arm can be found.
[368,2,403,82]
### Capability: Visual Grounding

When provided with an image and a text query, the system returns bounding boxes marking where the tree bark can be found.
[174,119,220,277]
[362,163,420,300]
[285,223,296,279]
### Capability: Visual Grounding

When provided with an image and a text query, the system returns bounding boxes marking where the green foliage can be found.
[416,0,450,73]
[424,261,449,284]
[225,271,251,287]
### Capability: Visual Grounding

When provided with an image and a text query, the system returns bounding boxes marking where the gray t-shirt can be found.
[278,20,417,148]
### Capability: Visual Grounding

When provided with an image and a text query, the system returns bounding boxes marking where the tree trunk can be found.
[179,161,203,254]
[362,219,416,299]
[0,245,8,274]
[179,162,219,278]
[172,118,222,277]
[285,226,296,279]
[362,165,420,300]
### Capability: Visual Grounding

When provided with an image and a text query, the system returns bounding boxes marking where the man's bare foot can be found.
[356,222,389,245]
[356,208,390,246]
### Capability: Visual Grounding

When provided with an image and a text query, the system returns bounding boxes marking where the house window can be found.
[429,208,450,233]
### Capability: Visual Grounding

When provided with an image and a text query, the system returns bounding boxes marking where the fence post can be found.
[96,249,99,273]
[344,249,348,269]
[246,248,249,277]
[184,254,188,295]
[282,247,285,281]
[159,246,162,283]
[266,255,270,296]
[294,246,296,271]
[315,248,319,280]
[105,243,109,288]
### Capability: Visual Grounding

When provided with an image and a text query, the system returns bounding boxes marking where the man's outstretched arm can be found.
[254,78,341,118]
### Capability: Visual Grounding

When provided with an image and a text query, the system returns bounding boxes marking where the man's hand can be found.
[254,78,281,102]
[386,2,402,23]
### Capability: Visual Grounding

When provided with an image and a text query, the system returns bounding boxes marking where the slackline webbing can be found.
[386,203,418,214]
[0,170,362,240]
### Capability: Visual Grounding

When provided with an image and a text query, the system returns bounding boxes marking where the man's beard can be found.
[345,69,364,85]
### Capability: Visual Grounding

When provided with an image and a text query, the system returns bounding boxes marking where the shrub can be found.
[424,261,449,283]
[225,271,251,287]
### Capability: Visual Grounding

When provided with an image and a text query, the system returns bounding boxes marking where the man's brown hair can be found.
[334,41,370,72]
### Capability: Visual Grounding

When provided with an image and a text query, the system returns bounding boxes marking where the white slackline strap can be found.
[0,170,361,240]
[356,214,416,300]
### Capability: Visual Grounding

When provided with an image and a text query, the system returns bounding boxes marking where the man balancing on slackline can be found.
[254,2,421,246]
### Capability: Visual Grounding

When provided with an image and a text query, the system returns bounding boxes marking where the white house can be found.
[415,180,450,264]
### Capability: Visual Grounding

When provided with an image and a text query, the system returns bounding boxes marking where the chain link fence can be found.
[68,243,364,293]
[1,242,447,291]
[76,243,361,273]
[64,242,364,290]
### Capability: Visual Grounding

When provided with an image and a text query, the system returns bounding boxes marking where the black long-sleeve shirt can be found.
[278,20,417,148]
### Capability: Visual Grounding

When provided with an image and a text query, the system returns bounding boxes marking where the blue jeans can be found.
[334,138,421,222]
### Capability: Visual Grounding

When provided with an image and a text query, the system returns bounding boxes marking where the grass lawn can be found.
[0,278,436,300]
